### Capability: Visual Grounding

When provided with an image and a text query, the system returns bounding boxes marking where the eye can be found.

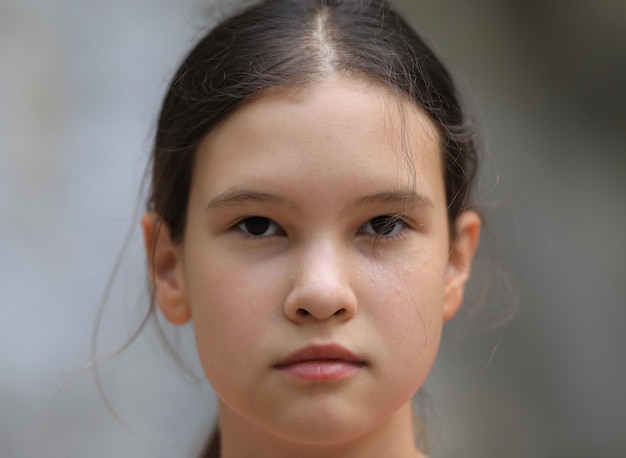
[235,216,284,237]
[358,215,406,237]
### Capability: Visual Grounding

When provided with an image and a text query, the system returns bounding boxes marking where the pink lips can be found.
[274,344,366,381]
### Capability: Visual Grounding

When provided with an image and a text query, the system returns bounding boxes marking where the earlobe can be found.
[141,212,191,325]
[443,210,481,322]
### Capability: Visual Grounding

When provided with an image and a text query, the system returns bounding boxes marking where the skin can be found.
[142,75,480,458]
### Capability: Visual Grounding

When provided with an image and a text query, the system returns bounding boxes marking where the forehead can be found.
[193,75,444,203]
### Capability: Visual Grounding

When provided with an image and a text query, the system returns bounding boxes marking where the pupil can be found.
[371,216,394,235]
[244,217,270,235]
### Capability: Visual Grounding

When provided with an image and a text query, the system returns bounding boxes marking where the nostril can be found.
[297,308,310,317]
[333,308,345,316]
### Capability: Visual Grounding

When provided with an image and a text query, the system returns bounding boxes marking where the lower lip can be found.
[275,360,364,381]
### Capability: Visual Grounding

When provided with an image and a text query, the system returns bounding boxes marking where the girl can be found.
[140,0,481,456]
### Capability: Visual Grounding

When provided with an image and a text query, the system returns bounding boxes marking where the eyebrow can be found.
[206,190,298,211]
[206,188,433,213]
[348,190,433,209]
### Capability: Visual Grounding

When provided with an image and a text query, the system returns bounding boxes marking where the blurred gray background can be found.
[1,0,625,457]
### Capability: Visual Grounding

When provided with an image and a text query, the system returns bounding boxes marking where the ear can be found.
[141,212,191,325]
[443,210,481,322]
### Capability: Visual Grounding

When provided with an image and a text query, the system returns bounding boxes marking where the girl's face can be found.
[144,76,479,450]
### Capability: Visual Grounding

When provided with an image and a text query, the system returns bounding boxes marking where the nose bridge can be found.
[304,235,343,282]
[284,235,357,322]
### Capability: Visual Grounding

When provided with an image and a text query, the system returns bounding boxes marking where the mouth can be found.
[274,343,366,381]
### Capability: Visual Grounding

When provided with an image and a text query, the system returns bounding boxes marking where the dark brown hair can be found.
[145,0,479,455]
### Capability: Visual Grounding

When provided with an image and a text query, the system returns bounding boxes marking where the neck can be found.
[217,402,427,458]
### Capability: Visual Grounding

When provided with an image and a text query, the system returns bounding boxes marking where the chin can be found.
[270,426,368,451]
[263,404,394,449]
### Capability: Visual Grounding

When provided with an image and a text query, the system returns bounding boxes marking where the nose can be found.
[283,240,358,323]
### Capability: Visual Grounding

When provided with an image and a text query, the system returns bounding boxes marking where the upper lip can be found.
[274,343,365,367]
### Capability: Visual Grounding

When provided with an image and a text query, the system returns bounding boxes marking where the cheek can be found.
[367,246,447,321]
[349,253,446,416]
[183,249,284,383]
[363,246,448,368]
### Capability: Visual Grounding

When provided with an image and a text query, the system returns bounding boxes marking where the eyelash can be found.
[234,216,285,239]
[357,215,409,240]
[233,215,410,240]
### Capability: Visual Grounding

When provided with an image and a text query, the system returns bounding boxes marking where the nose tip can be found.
[285,284,358,323]
[283,246,358,323]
